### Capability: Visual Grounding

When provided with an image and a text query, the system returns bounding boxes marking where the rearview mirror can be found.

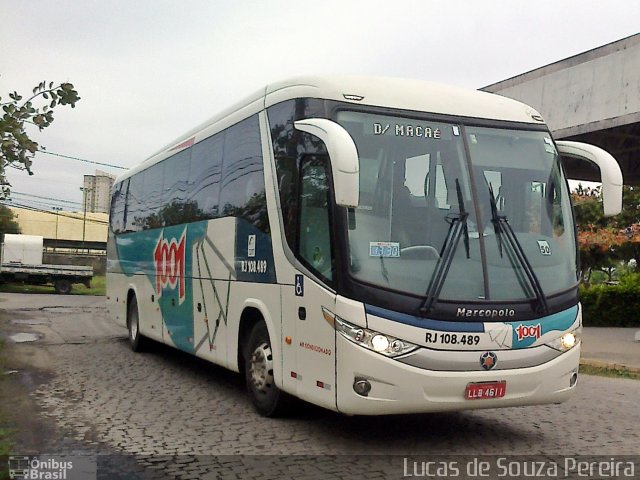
[294,118,359,208]
[556,141,623,217]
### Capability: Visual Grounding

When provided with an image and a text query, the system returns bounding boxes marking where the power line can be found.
[1,201,109,225]
[4,203,109,226]
[38,150,129,170]
[11,191,83,207]
[6,198,71,212]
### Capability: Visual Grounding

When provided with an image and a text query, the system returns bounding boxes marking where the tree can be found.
[572,184,640,283]
[0,79,80,198]
[0,204,20,235]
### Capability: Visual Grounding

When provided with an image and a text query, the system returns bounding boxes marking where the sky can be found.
[1,0,639,212]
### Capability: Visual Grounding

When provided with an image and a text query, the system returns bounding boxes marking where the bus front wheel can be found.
[127,296,147,352]
[244,322,288,417]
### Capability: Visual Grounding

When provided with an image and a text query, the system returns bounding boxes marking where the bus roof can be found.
[119,76,545,182]
[264,75,544,122]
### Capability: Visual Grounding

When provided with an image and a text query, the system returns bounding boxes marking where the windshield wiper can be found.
[487,184,549,315]
[379,254,390,285]
[488,184,504,257]
[420,179,469,315]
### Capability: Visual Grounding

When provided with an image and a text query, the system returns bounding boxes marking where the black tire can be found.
[127,296,146,352]
[244,322,289,417]
[54,278,72,295]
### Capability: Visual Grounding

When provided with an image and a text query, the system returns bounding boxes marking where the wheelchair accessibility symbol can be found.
[295,274,304,297]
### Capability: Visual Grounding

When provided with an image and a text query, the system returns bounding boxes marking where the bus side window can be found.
[277,158,298,248]
[110,179,127,234]
[190,132,223,220]
[220,115,268,232]
[298,156,334,282]
[125,174,144,232]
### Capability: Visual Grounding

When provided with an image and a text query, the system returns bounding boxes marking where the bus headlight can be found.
[561,332,576,349]
[371,334,390,352]
[322,307,418,357]
[546,329,580,352]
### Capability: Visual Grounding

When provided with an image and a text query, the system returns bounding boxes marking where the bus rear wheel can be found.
[244,322,288,417]
[127,295,147,352]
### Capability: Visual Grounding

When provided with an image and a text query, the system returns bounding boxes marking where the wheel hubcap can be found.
[130,310,138,340]
[249,342,274,393]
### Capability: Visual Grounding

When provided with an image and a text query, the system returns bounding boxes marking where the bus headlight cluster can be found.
[322,307,418,357]
[546,329,580,352]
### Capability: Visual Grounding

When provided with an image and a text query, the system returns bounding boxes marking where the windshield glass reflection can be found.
[337,111,577,304]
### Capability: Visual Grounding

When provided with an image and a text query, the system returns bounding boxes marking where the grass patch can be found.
[0,275,105,296]
[579,363,640,380]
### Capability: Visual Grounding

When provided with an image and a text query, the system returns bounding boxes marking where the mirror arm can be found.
[556,140,623,217]
[294,118,360,208]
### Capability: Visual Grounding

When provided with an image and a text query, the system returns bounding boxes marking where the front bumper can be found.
[335,334,580,415]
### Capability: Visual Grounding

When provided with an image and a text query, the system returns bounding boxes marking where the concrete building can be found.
[83,169,116,214]
[9,206,108,250]
[483,33,640,185]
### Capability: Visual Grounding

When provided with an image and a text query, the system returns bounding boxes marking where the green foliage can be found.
[573,184,640,282]
[615,185,640,228]
[574,184,640,231]
[0,205,19,235]
[579,364,640,381]
[0,79,80,198]
[618,270,640,287]
[0,275,105,295]
[580,280,640,327]
[572,184,606,227]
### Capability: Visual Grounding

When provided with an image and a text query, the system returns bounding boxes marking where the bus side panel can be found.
[136,273,164,342]
[107,230,163,341]
[190,218,237,368]
[106,270,127,329]
[259,109,299,396]
[283,275,337,411]
[106,234,127,329]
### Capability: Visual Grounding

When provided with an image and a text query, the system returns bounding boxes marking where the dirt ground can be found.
[0,300,158,479]
[1,306,89,454]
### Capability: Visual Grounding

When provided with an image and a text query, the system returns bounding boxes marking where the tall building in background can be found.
[83,170,116,214]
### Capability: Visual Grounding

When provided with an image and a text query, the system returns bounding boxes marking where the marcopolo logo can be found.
[515,323,542,341]
[153,230,186,303]
[456,307,516,319]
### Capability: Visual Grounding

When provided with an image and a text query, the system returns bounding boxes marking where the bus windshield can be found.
[337,111,577,305]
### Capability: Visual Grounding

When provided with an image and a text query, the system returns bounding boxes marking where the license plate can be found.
[465,381,506,400]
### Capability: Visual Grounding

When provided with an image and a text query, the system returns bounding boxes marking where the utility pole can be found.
[80,187,92,253]
[52,206,62,251]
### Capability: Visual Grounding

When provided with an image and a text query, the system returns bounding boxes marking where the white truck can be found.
[0,234,93,294]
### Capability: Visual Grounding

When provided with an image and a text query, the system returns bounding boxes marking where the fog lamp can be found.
[353,377,372,396]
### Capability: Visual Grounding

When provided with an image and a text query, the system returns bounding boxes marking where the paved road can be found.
[2,293,639,478]
[581,327,640,371]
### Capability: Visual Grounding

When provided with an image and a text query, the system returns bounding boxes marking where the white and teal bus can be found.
[107,76,622,416]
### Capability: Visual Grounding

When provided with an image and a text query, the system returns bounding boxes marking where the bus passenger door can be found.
[288,274,336,409]
[284,156,338,410]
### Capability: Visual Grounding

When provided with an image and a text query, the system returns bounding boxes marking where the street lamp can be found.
[52,206,62,251]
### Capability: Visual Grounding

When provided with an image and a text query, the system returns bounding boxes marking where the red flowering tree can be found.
[573,185,640,283]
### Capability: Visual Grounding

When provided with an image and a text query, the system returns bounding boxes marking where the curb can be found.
[580,358,640,374]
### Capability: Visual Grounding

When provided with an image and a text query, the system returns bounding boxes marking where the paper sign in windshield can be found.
[370,242,400,258]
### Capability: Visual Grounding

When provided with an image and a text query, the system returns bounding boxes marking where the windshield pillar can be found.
[460,125,491,301]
